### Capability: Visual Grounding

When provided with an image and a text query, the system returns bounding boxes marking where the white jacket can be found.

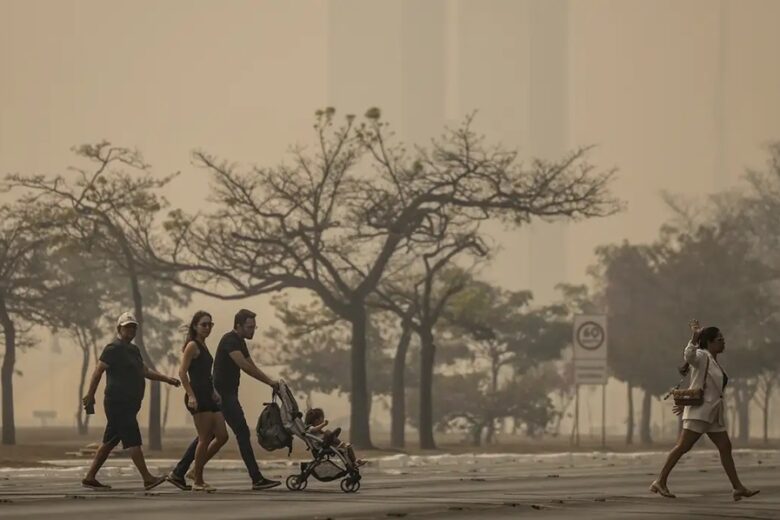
[681,341,727,424]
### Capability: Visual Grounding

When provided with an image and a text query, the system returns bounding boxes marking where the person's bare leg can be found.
[707,431,743,489]
[204,413,229,463]
[127,446,156,483]
[84,439,119,481]
[707,431,760,500]
[342,443,357,465]
[657,429,702,487]
[192,413,212,486]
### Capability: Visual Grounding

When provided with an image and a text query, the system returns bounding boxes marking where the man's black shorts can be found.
[102,401,142,449]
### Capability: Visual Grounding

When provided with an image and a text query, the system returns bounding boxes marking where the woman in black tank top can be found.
[186,340,216,407]
[178,311,229,491]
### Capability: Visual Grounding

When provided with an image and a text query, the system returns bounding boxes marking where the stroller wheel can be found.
[285,474,307,491]
[340,478,360,493]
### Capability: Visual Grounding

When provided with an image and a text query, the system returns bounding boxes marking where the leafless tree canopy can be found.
[155,110,621,311]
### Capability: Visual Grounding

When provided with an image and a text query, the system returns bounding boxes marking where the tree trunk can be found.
[640,389,652,445]
[0,298,16,445]
[735,394,750,443]
[490,353,499,395]
[729,381,752,443]
[418,328,436,450]
[348,304,373,449]
[763,379,773,444]
[162,377,171,435]
[471,422,483,447]
[390,319,413,449]
[625,381,634,445]
[76,337,90,435]
[485,419,496,444]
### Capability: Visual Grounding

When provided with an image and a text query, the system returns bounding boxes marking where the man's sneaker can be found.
[252,478,281,490]
[81,478,112,490]
[166,471,191,491]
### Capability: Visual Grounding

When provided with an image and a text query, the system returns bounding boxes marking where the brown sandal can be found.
[733,488,759,501]
[649,480,676,498]
[144,475,167,491]
[82,478,112,490]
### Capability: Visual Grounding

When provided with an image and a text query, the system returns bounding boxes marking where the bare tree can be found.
[71,325,102,435]
[151,109,620,448]
[0,204,64,444]
[6,143,184,450]
[371,234,485,449]
[754,370,779,443]
[43,244,122,435]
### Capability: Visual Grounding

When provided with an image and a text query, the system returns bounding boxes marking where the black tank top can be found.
[187,340,214,391]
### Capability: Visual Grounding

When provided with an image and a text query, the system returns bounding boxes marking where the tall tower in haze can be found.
[455,0,570,302]
[527,0,569,303]
[326,0,405,129]
[328,0,569,302]
[713,0,729,190]
[327,0,449,147]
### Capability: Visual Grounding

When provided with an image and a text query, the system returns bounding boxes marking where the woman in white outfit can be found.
[650,320,759,501]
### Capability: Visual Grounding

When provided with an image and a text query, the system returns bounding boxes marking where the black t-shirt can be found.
[99,339,145,405]
[213,331,250,395]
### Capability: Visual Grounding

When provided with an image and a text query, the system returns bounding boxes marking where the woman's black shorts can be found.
[185,386,221,415]
[103,401,142,449]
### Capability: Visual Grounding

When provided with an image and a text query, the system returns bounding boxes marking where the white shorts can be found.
[683,419,727,434]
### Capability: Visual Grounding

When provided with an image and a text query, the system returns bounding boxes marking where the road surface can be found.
[1,448,778,519]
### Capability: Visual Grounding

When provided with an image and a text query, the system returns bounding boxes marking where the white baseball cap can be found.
[117,312,139,328]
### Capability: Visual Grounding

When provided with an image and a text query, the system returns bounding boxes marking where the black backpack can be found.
[256,401,293,455]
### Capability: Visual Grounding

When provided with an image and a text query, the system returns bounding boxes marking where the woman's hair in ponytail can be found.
[678,326,720,375]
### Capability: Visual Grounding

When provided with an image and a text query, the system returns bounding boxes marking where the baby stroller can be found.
[264,381,362,493]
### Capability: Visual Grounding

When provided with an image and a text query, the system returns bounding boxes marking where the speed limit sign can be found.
[573,314,607,384]
[576,320,605,351]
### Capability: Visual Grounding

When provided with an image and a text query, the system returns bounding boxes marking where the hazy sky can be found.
[2,0,780,429]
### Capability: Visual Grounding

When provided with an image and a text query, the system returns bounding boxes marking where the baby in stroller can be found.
[304,408,365,469]
[269,382,362,493]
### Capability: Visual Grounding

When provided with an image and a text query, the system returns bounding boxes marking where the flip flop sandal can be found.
[733,489,760,501]
[649,480,676,498]
[144,475,167,491]
[192,483,216,492]
[82,478,112,490]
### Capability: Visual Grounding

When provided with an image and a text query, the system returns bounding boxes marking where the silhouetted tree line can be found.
[2,108,624,448]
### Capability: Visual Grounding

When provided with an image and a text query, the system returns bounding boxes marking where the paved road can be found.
[1,449,778,519]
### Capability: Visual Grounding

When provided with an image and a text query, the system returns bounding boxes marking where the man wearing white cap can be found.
[81,311,182,490]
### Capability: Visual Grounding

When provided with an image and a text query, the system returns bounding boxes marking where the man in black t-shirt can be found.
[169,309,281,491]
[81,312,181,491]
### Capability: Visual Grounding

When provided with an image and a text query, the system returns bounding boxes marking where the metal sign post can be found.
[573,314,608,448]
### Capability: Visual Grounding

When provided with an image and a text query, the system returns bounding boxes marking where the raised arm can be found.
[684,319,705,366]
[228,350,277,387]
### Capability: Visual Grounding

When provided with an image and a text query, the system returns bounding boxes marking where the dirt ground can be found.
[3,426,780,467]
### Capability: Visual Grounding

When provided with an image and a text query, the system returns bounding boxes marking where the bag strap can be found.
[701,354,710,392]
[663,353,710,400]
[664,376,685,400]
